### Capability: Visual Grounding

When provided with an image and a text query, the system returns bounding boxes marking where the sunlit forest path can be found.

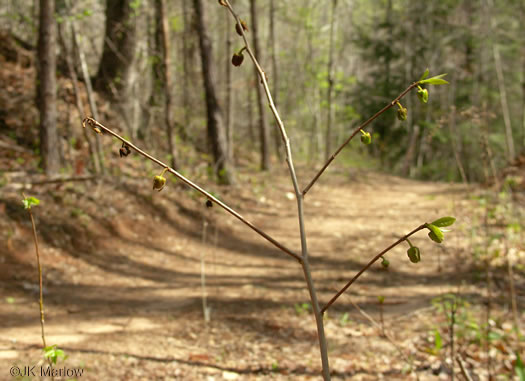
[1,169,476,380]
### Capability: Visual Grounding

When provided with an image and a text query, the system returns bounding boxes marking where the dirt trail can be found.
[0,169,472,380]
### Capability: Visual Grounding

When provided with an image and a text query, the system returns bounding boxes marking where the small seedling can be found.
[44,345,68,364]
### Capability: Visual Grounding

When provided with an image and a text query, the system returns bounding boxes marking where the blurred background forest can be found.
[0,0,524,380]
[1,0,524,181]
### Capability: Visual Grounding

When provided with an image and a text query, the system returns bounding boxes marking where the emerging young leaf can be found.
[22,196,40,210]
[431,216,456,228]
[381,256,390,268]
[419,68,429,81]
[419,73,449,86]
[425,223,444,243]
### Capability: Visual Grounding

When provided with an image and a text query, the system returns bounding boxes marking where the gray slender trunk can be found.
[155,0,177,169]
[225,11,234,162]
[250,0,271,170]
[193,0,235,185]
[269,0,282,160]
[37,0,60,176]
[324,0,337,161]
[487,0,515,162]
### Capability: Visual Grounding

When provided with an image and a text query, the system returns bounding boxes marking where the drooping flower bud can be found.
[153,176,166,192]
[397,103,408,121]
[119,143,131,158]
[360,130,372,145]
[231,50,245,67]
[417,87,428,103]
[407,246,421,263]
[206,199,213,208]
[153,168,169,192]
[235,19,248,36]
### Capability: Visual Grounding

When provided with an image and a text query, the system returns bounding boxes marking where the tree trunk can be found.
[94,0,136,99]
[57,20,100,175]
[487,0,515,163]
[269,0,282,160]
[521,1,525,152]
[225,11,234,162]
[250,0,271,171]
[37,0,60,176]
[193,0,235,185]
[324,0,337,161]
[155,0,177,169]
[182,0,192,138]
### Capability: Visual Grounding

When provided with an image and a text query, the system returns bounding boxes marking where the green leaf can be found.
[434,329,442,353]
[431,216,456,228]
[419,73,449,85]
[43,345,67,365]
[22,196,40,209]
[426,224,444,243]
[516,352,525,381]
[419,68,429,81]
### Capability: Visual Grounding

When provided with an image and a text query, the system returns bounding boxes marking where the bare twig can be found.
[82,118,301,263]
[321,224,426,314]
[456,355,474,381]
[303,82,419,196]
[221,2,331,378]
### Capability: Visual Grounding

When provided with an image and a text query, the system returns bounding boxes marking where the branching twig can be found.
[302,82,419,196]
[321,224,426,314]
[456,355,474,381]
[221,2,331,379]
[82,118,301,263]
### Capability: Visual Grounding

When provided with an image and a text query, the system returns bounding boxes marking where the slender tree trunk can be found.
[37,0,60,176]
[182,0,192,135]
[448,77,468,185]
[94,0,136,98]
[68,18,106,174]
[249,0,271,170]
[225,11,234,162]
[269,0,282,160]
[521,2,525,152]
[155,0,177,169]
[193,0,235,185]
[487,0,515,162]
[324,0,337,161]
[57,21,100,174]
[248,85,256,143]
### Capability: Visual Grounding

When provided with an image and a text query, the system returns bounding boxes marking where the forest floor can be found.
[1,164,523,381]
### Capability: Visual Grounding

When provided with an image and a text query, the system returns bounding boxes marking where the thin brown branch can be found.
[456,355,474,381]
[221,2,331,379]
[321,224,426,314]
[82,118,301,263]
[303,82,420,196]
